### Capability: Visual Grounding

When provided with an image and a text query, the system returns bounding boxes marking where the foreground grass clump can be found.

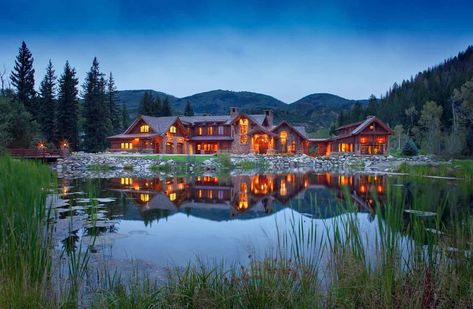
[399,160,473,180]
[93,259,321,308]
[0,156,56,308]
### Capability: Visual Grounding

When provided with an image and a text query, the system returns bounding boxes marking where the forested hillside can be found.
[339,46,473,156]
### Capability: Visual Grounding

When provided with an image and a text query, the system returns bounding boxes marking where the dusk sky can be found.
[1,0,472,102]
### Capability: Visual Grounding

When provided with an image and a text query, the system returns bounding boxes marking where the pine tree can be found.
[107,72,121,134]
[184,100,194,116]
[38,60,57,143]
[138,91,154,115]
[10,41,36,116]
[82,57,109,152]
[56,61,80,150]
[151,95,162,117]
[365,94,378,117]
[161,96,172,116]
[120,103,130,131]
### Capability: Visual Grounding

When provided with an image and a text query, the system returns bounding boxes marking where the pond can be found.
[51,171,473,271]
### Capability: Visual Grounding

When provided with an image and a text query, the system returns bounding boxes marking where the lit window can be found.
[140,125,150,133]
[121,143,133,149]
[290,141,296,153]
[208,127,213,135]
[140,194,150,202]
[197,144,201,151]
[213,144,218,151]
[169,193,176,201]
[218,126,224,135]
[169,126,177,134]
[197,127,203,135]
[377,137,385,144]
[240,118,248,144]
[360,136,368,144]
[120,178,132,185]
[280,131,288,144]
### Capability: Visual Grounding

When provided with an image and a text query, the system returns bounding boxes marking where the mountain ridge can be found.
[116,89,368,133]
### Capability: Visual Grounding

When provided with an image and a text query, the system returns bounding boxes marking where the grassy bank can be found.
[119,154,215,163]
[0,156,56,307]
[399,160,473,181]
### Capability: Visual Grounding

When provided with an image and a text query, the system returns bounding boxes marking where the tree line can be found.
[337,46,473,157]
[0,41,131,152]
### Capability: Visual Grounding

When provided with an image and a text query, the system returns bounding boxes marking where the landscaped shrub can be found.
[402,139,418,156]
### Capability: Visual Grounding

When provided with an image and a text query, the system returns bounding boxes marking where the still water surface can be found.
[53,172,472,268]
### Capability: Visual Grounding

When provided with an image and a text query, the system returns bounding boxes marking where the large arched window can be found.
[239,118,249,144]
[280,131,288,144]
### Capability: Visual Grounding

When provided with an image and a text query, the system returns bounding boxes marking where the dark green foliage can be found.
[9,41,36,117]
[184,100,194,116]
[0,96,39,148]
[120,103,130,131]
[161,96,172,116]
[38,60,56,143]
[82,58,111,152]
[402,139,418,156]
[107,73,121,134]
[56,61,80,150]
[138,91,156,116]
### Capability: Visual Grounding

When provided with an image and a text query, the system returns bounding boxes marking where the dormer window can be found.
[169,125,177,134]
[140,124,150,133]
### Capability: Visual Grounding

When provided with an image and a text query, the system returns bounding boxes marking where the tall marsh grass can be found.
[0,156,56,307]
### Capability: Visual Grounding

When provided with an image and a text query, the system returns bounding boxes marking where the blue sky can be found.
[0,0,472,102]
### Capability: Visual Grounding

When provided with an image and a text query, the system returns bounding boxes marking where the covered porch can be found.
[250,128,276,154]
[108,133,161,153]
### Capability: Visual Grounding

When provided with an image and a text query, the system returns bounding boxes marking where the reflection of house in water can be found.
[109,172,386,223]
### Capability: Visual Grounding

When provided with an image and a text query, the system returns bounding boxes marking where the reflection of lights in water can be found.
[360,184,367,193]
[304,179,309,188]
[62,186,68,195]
[133,183,140,191]
[169,193,176,201]
[280,179,287,196]
[339,175,352,186]
[238,183,248,210]
[140,193,150,202]
[251,176,272,195]
[287,174,294,183]
[377,185,384,194]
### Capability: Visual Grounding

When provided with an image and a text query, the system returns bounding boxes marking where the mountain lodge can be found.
[108,107,393,156]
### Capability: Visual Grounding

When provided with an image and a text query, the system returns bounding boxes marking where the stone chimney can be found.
[230,107,239,118]
[264,109,273,127]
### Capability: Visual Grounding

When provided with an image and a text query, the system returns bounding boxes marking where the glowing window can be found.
[120,178,132,185]
[213,144,218,151]
[197,127,203,135]
[169,126,177,134]
[197,144,201,151]
[360,136,368,144]
[208,127,213,135]
[290,141,296,152]
[169,193,176,201]
[377,137,385,144]
[120,143,133,149]
[280,131,288,144]
[140,194,150,202]
[239,118,249,144]
[140,125,150,133]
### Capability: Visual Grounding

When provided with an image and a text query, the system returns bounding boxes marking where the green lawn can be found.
[116,154,215,163]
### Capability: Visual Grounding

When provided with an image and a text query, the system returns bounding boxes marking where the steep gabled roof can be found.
[271,121,308,139]
[351,116,393,135]
[334,116,393,136]
[141,115,180,135]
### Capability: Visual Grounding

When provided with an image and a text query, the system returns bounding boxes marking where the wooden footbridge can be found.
[7,148,65,162]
